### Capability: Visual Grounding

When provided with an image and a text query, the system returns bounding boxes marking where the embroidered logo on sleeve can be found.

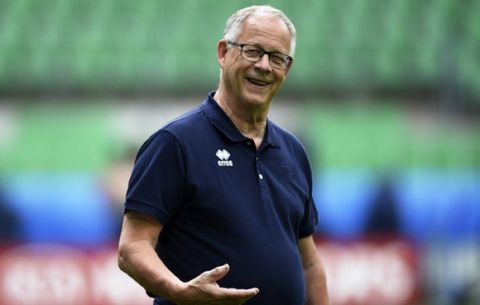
[216,149,233,167]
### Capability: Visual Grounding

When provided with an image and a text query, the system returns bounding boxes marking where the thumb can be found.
[206,264,230,282]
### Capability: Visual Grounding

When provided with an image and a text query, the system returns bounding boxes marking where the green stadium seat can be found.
[0,0,477,101]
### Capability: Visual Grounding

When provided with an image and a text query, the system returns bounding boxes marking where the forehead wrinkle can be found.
[239,17,291,54]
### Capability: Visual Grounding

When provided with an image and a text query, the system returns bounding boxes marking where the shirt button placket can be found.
[255,154,264,182]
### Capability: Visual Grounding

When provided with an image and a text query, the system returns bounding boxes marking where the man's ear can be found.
[284,58,294,77]
[217,40,228,67]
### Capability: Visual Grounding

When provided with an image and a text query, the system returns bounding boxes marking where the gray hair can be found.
[223,5,297,57]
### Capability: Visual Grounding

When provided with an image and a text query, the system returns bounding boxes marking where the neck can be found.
[213,89,268,148]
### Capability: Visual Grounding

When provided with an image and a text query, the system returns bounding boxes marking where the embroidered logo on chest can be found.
[216,149,233,167]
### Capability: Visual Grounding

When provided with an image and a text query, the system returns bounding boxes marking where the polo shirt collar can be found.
[201,92,280,148]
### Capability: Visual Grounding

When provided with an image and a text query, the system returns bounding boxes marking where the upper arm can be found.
[125,130,187,226]
[119,211,164,249]
[298,235,320,269]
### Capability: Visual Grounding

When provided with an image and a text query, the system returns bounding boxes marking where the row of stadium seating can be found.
[303,104,480,169]
[0,0,479,98]
[0,101,478,172]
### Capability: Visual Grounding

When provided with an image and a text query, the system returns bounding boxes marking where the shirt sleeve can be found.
[299,196,319,238]
[124,130,186,225]
[298,148,319,238]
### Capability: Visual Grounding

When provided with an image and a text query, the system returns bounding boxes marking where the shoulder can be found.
[270,120,307,153]
[163,105,204,131]
[269,120,313,173]
[135,106,204,157]
[158,105,213,139]
[141,104,207,146]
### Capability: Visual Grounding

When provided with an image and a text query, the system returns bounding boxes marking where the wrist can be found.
[166,279,189,302]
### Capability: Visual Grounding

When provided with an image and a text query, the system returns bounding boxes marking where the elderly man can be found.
[118,5,329,305]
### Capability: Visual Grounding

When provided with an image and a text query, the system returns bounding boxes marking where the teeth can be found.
[248,78,268,86]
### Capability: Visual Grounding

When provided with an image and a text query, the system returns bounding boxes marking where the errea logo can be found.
[216,149,233,167]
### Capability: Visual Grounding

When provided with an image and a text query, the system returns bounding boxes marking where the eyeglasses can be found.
[227,41,292,70]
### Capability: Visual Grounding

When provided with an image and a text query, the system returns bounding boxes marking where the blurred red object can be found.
[315,236,421,305]
[0,244,150,305]
[0,237,420,305]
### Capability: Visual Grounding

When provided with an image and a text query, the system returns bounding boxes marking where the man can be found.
[118,5,329,305]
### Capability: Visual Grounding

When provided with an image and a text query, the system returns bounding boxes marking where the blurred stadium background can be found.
[0,0,479,304]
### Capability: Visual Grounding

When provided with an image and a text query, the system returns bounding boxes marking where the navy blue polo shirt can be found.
[125,92,318,305]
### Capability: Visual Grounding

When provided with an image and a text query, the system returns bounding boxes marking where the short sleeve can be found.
[298,147,319,238]
[299,196,318,238]
[125,130,186,225]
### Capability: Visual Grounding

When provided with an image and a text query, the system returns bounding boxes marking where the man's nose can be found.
[254,53,272,71]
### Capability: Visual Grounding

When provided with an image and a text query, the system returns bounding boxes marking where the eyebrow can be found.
[248,42,288,55]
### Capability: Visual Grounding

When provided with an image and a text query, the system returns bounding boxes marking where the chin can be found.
[242,90,274,106]
[244,95,270,107]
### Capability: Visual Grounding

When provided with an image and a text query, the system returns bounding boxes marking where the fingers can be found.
[204,264,230,282]
[217,286,260,300]
[194,264,260,302]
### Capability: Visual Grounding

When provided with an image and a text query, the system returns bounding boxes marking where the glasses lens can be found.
[242,46,263,60]
[240,44,290,70]
[270,54,289,69]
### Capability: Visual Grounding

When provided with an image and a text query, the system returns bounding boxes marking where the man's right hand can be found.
[171,264,259,305]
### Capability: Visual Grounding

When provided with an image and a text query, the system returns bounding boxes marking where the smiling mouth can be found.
[246,77,270,87]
